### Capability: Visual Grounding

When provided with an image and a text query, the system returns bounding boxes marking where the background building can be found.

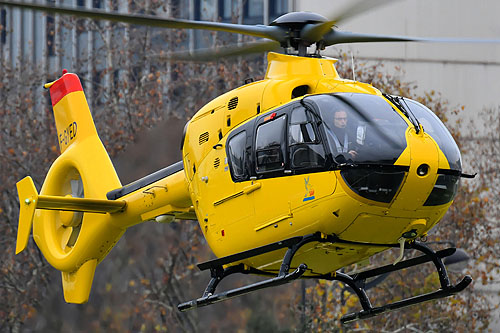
[2,0,498,117]
[295,0,500,329]
[296,0,500,126]
[1,0,498,330]
[0,0,290,108]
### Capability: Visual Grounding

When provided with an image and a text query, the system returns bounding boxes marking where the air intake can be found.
[199,132,209,145]
[228,97,238,110]
[214,158,220,169]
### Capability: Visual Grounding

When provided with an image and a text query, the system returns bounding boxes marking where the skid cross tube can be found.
[324,271,373,311]
[334,241,472,324]
[409,241,451,289]
[178,234,471,319]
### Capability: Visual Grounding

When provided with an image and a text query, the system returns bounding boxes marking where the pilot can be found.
[332,109,358,160]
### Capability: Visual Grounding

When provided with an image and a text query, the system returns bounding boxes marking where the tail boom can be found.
[16,71,193,303]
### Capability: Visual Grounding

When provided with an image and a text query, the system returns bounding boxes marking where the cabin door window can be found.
[227,130,248,181]
[255,115,287,173]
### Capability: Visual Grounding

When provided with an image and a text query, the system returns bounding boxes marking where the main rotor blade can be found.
[324,30,500,46]
[328,0,399,26]
[151,40,281,62]
[302,0,399,42]
[0,0,285,41]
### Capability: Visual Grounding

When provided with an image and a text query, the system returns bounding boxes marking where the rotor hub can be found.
[270,12,329,53]
[271,11,327,26]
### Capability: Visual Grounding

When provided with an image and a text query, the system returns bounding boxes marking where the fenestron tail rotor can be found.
[14,71,197,303]
[65,177,84,248]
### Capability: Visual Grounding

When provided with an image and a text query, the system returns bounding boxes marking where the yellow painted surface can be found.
[61,259,97,304]
[16,53,462,302]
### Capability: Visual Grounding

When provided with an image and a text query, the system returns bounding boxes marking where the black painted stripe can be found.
[107,161,184,200]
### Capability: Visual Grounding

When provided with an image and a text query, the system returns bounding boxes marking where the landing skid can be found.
[177,233,472,323]
[313,242,472,323]
[178,233,320,311]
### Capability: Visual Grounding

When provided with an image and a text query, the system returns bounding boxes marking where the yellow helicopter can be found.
[3,0,497,323]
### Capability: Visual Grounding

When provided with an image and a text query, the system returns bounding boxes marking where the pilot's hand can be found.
[348,150,358,159]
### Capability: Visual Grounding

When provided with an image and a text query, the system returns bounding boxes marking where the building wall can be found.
[294,0,500,125]
[0,0,289,107]
[293,1,500,328]
[2,0,496,117]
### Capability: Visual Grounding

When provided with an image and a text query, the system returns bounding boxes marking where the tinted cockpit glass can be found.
[227,131,247,180]
[308,93,409,165]
[255,115,286,173]
[403,99,462,171]
[288,106,326,170]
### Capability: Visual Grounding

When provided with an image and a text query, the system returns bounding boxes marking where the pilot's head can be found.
[334,110,348,129]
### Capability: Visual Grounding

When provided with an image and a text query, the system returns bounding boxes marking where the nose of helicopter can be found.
[391,127,441,211]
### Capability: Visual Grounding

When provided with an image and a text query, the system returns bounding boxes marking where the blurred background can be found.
[1,0,498,331]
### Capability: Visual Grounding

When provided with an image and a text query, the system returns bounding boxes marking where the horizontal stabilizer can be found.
[16,176,126,254]
[35,193,126,213]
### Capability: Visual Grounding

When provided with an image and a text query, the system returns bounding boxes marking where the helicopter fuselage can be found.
[181,53,460,275]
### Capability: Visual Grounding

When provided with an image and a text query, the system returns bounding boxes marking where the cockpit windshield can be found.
[402,99,462,171]
[307,93,409,165]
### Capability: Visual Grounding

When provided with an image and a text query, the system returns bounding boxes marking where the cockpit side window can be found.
[288,106,326,170]
[255,115,287,173]
[227,130,248,181]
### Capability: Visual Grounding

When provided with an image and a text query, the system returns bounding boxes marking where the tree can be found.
[296,53,498,332]
[0,1,266,331]
[0,64,54,333]
[1,3,498,332]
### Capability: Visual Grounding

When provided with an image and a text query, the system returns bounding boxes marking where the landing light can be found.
[417,164,429,176]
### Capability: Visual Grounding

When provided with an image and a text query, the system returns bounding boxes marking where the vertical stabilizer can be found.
[44,69,98,154]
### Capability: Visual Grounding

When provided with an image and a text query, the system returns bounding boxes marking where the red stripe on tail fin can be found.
[49,73,83,107]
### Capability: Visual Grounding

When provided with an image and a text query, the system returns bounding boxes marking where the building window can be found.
[215,0,289,24]
[244,0,263,24]
[194,0,217,49]
[194,0,215,21]
[46,15,55,56]
[171,0,187,19]
[218,0,239,22]
[269,0,288,22]
[190,0,288,48]
[1,9,6,45]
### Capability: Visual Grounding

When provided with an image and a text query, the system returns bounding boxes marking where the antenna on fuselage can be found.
[351,50,356,81]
